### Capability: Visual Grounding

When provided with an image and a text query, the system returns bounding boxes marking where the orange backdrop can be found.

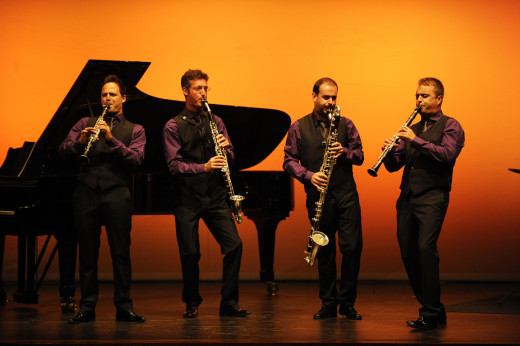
[1,0,519,282]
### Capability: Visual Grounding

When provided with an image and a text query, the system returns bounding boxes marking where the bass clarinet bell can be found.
[303,106,340,266]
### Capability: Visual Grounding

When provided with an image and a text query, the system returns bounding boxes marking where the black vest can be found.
[401,115,453,195]
[77,116,135,190]
[171,112,225,199]
[298,113,357,198]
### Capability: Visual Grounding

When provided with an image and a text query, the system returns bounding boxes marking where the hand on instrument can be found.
[396,126,415,142]
[216,134,230,149]
[79,127,100,145]
[95,120,113,141]
[204,155,227,172]
[79,121,112,144]
[311,172,328,190]
[382,137,397,151]
[330,142,343,159]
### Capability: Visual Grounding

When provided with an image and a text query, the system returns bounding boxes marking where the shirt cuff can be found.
[304,171,314,182]
[411,136,426,147]
[195,163,206,174]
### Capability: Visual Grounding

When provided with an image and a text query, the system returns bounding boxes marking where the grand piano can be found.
[0,60,293,304]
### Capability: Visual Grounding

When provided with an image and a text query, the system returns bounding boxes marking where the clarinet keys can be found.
[201,98,245,224]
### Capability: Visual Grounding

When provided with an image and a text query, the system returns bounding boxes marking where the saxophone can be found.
[201,99,245,224]
[79,104,110,165]
[304,105,341,266]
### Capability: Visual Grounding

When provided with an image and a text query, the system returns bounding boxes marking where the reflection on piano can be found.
[0,60,293,303]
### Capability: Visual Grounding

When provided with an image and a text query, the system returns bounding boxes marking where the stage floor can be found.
[1,280,519,345]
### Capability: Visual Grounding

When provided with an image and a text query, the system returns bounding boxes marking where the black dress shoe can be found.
[68,310,95,324]
[438,312,447,325]
[60,297,77,314]
[116,310,146,322]
[338,304,362,320]
[183,305,198,319]
[406,315,445,330]
[313,307,337,319]
[219,305,251,317]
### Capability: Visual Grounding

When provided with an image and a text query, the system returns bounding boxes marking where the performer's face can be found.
[101,82,126,115]
[312,83,337,120]
[416,84,442,116]
[183,78,209,111]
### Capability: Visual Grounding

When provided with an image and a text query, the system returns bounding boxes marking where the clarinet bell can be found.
[230,195,245,224]
[78,154,90,166]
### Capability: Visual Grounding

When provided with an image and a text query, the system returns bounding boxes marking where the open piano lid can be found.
[22,59,291,176]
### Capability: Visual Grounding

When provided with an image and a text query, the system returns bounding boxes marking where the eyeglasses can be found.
[191,86,211,93]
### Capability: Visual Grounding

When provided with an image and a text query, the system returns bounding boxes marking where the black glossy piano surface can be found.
[0,60,293,303]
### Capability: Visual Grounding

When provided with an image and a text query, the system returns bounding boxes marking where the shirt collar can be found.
[311,112,327,127]
[105,113,124,123]
[421,110,443,123]
[181,107,203,120]
[113,113,124,121]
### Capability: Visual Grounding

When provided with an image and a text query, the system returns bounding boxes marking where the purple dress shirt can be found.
[283,113,364,184]
[59,114,146,168]
[163,108,235,175]
[384,110,465,172]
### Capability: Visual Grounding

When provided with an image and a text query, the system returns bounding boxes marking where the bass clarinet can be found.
[304,105,341,266]
[201,99,245,224]
[79,104,110,165]
[367,105,422,177]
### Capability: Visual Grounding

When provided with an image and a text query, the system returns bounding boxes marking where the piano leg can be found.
[13,234,38,304]
[247,212,284,295]
[0,233,6,303]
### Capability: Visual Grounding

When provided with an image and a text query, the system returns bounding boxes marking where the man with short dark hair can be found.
[382,77,465,329]
[283,77,364,320]
[163,69,250,318]
[59,75,146,324]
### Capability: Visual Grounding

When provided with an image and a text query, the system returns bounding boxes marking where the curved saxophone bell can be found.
[304,230,329,266]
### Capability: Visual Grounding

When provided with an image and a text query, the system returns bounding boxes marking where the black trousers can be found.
[307,189,363,309]
[173,190,242,309]
[396,189,449,319]
[54,225,77,299]
[72,184,133,312]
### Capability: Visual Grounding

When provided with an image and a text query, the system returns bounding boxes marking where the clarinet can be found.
[367,105,422,177]
[304,105,341,266]
[78,104,110,165]
[201,99,245,224]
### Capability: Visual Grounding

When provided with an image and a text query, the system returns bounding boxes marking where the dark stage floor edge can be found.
[1,280,519,345]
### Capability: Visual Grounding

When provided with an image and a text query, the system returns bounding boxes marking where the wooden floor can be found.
[0,280,519,345]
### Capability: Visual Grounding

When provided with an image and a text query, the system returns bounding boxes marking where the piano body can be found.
[0,60,293,303]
